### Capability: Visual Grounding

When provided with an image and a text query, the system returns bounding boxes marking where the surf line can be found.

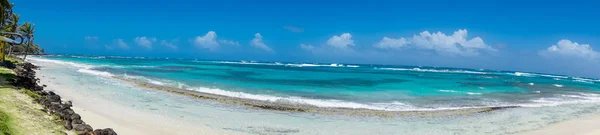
[111,76,519,117]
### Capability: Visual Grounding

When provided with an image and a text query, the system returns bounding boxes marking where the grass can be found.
[0,109,15,135]
[0,61,74,135]
[22,89,41,99]
[4,56,22,65]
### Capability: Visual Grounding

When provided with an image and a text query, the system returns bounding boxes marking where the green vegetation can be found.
[0,65,72,135]
[0,109,15,135]
[1,0,42,61]
[22,88,40,99]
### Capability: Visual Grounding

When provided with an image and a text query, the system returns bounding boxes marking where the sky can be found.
[12,0,600,78]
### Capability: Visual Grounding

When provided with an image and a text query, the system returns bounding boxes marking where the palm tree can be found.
[6,13,19,56]
[19,22,34,60]
[0,1,13,61]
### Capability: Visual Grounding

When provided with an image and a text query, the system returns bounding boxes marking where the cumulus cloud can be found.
[84,36,99,41]
[113,39,129,49]
[375,37,408,49]
[411,29,492,56]
[251,33,274,53]
[283,26,304,33]
[161,39,179,50]
[374,29,493,56]
[219,40,240,46]
[541,39,599,59]
[193,31,219,51]
[134,36,157,49]
[327,33,354,49]
[299,44,315,51]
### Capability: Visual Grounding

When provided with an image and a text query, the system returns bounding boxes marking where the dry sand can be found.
[525,114,600,135]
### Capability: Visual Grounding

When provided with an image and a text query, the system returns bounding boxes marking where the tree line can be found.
[1,0,44,61]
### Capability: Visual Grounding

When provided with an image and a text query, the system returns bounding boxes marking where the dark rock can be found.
[93,128,117,135]
[71,119,84,125]
[50,102,61,110]
[77,132,93,135]
[64,120,73,130]
[70,114,81,121]
[47,95,61,102]
[74,124,93,132]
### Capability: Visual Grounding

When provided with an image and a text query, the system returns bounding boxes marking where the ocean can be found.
[28,55,600,134]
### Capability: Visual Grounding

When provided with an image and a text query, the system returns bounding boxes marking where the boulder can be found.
[71,119,84,125]
[93,128,117,135]
[74,124,93,132]
[64,120,73,130]
[70,114,81,121]
[50,102,61,111]
[47,95,61,102]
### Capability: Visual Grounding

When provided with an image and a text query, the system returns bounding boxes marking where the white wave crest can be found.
[28,57,117,78]
[523,93,600,107]
[377,67,487,74]
[77,69,114,77]
[439,89,458,93]
[27,57,93,69]
[553,84,564,87]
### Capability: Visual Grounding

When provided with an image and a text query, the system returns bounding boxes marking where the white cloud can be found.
[542,39,599,59]
[193,31,219,51]
[161,39,178,50]
[134,36,157,49]
[410,29,492,56]
[327,33,354,49]
[114,39,129,49]
[84,36,99,41]
[373,29,492,56]
[300,44,315,51]
[375,37,408,49]
[219,40,240,46]
[251,33,274,53]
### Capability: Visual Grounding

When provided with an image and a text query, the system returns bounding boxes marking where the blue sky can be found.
[13,0,600,78]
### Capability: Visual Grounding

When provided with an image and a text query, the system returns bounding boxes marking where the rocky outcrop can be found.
[10,62,117,135]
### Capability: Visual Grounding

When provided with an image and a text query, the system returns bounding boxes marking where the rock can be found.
[70,114,81,121]
[50,102,61,110]
[77,132,93,135]
[74,124,93,132]
[58,108,74,119]
[93,128,117,135]
[48,95,61,102]
[64,120,73,130]
[71,119,83,125]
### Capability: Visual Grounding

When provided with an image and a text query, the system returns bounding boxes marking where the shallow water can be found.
[29,55,600,134]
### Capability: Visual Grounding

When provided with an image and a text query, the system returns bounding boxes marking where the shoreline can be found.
[28,57,600,134]
[38,70,240,135]
[114,76,519,117]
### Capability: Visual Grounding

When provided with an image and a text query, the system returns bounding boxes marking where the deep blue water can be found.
[31,55,600,111]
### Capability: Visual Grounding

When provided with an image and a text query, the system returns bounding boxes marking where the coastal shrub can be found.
[0,110,14,135]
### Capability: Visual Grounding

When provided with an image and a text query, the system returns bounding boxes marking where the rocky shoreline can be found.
[10,62,117,135]
[115,76,520,117]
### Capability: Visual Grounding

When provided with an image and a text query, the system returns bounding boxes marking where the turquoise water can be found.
[31,55,600,111]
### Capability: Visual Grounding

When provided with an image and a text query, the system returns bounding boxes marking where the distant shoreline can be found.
[113,76,519,117]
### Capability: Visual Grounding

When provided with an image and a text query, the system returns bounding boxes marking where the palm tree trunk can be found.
[23,37,31,60]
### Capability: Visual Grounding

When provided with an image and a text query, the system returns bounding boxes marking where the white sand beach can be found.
[38,72,239,135]
[526,114,600,135]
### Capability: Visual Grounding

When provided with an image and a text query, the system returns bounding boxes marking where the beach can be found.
[28,56,600,135]
[38,71,239,135]
[526,113,600,135]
